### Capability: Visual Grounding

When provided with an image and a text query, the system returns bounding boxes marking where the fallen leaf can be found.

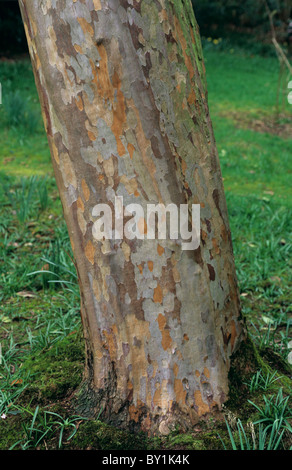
[262,315,274,325]
[16,291,37,298]
[11,379,23,386]
[1,316,12,323]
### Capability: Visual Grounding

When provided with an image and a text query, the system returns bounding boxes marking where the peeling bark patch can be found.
[77,196,85,212]
[174,379,187,406]
[157,313,172,350]
[75,94,84,111]
[59,152,77,189]
[173,15,194,80]
[85,240,95,265]
[111,70,126,157]
[153,284,163,304]
[51,139,60,164]
[193,246,203,268]
[147,261,153,272]
[77,17,94,38]
[230,320,237,352]
[127,142,135,159]
[207,263,215,281]
[194,390,209,417]
[81,178,90,201]
[93,0,102,11]
[157,244,164,256]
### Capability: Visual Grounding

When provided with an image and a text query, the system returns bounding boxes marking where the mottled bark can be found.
[19,0,245,434]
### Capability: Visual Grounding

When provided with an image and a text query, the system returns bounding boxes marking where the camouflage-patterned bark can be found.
[19,0,245,434]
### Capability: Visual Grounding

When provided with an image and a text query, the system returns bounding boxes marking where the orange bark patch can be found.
[148,261,154,272]
[94,46,113,101]
[127,142,135,159]
[159,8,168,22]
[201,230,208,243]
[161,329,172,351]
[91,46,127,157]
[51,140,60,165]
[187,88,196,106]
[181,159,187,176]
[174,16,195,80]
[194,390,210,416]
[103,328,117,362]
[77,196,84,212]
[88,130,97,142]
[81,179,90,201]
[153,284,163,304]
[157,313,172,351]
[74,43,83,54]
[212,238,220,255]
[203,367,210,379]
[85,240,95,265]
[173,363,179,378]
[77,17,94,37]
[174,379,187,405]
[157,244,164,256]
[153,387,161,408]
[157,313,166,330]
[190,25,196,45]
[93,0,102,10]
[75,94,84,111]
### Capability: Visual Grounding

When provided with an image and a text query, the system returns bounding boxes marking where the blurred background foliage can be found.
[0,1,26,56]
[192,0,292,55]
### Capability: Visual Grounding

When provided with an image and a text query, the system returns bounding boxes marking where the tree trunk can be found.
[19,0,245,434]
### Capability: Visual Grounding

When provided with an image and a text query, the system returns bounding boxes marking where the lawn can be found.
[0,42,291,450]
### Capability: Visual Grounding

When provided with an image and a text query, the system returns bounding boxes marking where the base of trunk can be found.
[74,375,223,436]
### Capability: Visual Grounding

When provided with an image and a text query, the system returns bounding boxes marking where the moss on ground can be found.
[70,420,152,451]
[20,330,85,403]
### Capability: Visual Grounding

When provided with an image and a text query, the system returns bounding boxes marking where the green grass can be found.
[0,60,52,176]
[0,44,291,450]
[204,48,292,206]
